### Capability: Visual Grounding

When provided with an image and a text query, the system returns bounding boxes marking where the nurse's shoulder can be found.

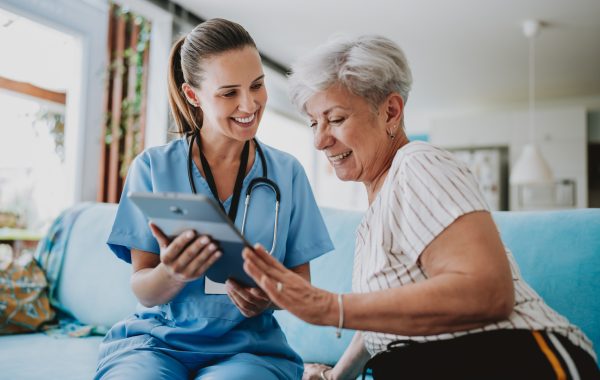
[139,138,187,166]
[129,138,188,176]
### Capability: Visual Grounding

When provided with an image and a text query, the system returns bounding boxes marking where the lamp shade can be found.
[510,143,553,185]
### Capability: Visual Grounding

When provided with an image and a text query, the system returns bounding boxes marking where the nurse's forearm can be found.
[131,263,186,307]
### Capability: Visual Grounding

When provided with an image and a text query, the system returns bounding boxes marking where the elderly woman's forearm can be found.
[330,273,514,336]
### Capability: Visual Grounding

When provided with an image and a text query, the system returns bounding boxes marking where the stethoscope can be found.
[187,131,281,254]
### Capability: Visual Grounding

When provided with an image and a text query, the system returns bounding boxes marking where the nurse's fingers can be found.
[229,295,249,317]
[226,279,270,304]
[158,229,196,265]
[184,244,221,278]
[227,288,260,317]
[149,222,169,248]
[171,235,213,272]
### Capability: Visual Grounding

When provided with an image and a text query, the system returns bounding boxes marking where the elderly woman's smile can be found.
[328,150,352,163]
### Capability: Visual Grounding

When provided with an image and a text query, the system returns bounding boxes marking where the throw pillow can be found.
[0,244,55,334]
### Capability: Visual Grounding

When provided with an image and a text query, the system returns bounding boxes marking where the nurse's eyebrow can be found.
[218,74,265,90]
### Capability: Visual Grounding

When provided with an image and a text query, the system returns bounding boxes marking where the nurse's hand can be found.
[225,279,272,318]
[243,244,335,326]
[149,223,222,282]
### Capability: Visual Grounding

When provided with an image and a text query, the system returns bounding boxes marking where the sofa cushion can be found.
[56,203,136,328]
[0,333,102,380]
[33,203,600,370]
[493,209,600,356]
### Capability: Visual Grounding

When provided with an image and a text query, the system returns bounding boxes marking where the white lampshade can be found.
[510,143,553,185]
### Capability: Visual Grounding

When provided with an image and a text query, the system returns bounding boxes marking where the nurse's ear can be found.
[182,83,200,108]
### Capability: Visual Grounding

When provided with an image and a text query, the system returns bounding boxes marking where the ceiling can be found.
[171,0,600,119]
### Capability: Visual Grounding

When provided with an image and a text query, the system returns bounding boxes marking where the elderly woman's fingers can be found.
[245,255,336,325]
[243,257,279,296]
[248,287,270,301]
[249,244,288,271]
[242,245,287,279]
[242,252,269,286]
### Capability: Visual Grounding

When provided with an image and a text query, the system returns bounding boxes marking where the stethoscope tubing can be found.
[187,133,280,255]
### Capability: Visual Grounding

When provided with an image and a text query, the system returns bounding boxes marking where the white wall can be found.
[430,106,588,209]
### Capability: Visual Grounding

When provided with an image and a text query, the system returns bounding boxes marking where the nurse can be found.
[95,18,333,380]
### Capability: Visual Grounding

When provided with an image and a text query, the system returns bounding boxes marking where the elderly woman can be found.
[242,35,599,379]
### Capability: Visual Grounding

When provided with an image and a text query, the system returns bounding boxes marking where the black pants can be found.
[364,329,599,380]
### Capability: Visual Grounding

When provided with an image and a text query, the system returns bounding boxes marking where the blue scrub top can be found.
[106,137,333,359]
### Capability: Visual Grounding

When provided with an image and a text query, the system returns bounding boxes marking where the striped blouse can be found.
[352,141,595,360]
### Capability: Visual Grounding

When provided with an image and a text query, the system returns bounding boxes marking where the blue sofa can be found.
[1,203,598,379]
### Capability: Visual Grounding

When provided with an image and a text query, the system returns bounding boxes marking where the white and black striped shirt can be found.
[352,141,595,360]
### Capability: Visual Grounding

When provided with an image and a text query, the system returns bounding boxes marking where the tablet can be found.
[127,191,256,287]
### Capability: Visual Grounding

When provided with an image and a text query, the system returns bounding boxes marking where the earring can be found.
[387,123,403,140]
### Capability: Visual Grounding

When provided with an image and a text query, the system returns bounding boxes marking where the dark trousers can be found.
[364,329,599,380]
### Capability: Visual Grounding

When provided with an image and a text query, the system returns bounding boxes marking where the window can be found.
[0,8,75,232]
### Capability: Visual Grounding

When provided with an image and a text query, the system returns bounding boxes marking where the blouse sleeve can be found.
[388,148,489,263]
[282,162,334,268]
[107,153,159,263]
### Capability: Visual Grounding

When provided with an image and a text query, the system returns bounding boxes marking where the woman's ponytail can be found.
[167,36,200,135]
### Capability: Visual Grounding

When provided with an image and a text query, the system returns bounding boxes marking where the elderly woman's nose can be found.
[313,124,332,150]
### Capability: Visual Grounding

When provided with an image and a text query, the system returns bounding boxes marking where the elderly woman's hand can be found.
[225,279,272,318]
[303,363,333,380]
[242,244,336,326]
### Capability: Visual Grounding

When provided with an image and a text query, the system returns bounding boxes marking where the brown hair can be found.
[167,18,257,135]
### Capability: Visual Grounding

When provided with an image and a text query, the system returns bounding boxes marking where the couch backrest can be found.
[56,203,137,327]
[55,203,599,363]
[274,208,362,364]
[277,208,600,363]
[492,209,600,355]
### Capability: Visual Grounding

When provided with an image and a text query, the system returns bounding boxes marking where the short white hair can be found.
[289,35,413,114]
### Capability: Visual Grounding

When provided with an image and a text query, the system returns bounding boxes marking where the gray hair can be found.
[288,35,413,114]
